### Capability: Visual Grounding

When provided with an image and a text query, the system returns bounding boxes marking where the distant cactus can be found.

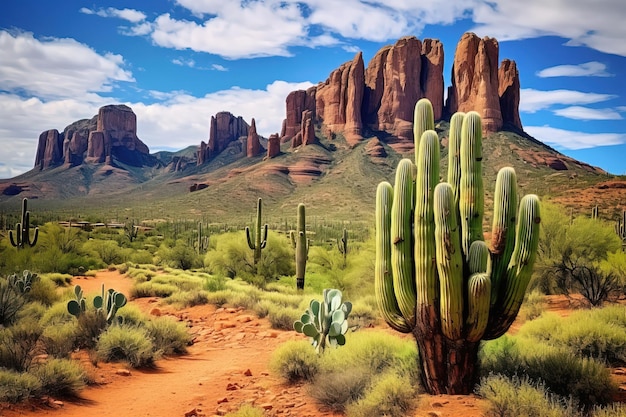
[196,222,209,254]
[246,198,268,265]
[375,99,541,394]
[616,210,626,250]
[337,228,348,267]
[290,203,310,290]
[591,204,599,219]
[9,198,38,249]
[125,220,139,242]
[293,288,352,354]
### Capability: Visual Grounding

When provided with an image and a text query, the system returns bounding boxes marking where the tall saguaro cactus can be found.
[375,98,541,394]
[9,198,38,249]
[290,203,310,290]
[337,228,348,267]
[246,198,268,265]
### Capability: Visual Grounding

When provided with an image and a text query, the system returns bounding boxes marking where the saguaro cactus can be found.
[375,98,541,394]
[337,228,348,267]
[246,198,268,265]
[290,203,310,290]
[9,198,38,249]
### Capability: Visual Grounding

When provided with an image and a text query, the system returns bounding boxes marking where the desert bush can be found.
[127,249,154,265]
[163,289,209,308]
[478,374,580,417]
[203,274,226,292]
[144,316,192,355]
[96,324,156,368]
[348,296,378,328]
[479,335,524,377]
[252,299,272,318]
[42,322,78,358]
[31,358,86,397]
[345,371,416,417]
[270,340,320,383]
[41,272,73,286]
[26,275,59,306]
[592,403,626,417]
[308,365,371,412]
[39,300,73,326]
[17,301,47,322]
[0,319,43,372]
[519,289,546,321]
[74,309,108,349]
[82,239,125,265]
[267,306,301,330]
[131,281,178,298]
[158,240,201,270]
[0,278,26,326]
[151,273,203,292]
[116,303,148,326]
[0,369,42,402]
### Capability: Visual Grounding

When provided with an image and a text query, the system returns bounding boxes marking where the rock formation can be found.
[267,133,280,159]
[198,111,249,165]
[247,118,261,158]
[34,104,153,170]
[281,32,522,147]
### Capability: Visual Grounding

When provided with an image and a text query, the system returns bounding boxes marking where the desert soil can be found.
[1,270,624,417]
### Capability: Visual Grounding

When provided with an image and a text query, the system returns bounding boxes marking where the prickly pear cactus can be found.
[94,284,127,325]
[67,285,87,318]
[8,270,36,294]
[294,288,352,354]
[375,98,541,394]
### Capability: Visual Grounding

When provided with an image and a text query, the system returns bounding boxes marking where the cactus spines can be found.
[246,198,268,265]
[293,288,351,354]
[9,198,38,249]
[290,203,309,290]
[374,99,541,395]
[413,98,435,163]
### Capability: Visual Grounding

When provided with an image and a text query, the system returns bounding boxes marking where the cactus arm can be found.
[245,226,256,249]
[489,167,518,305]
[447,112,465,208]
[413,98,435,164]
[465,272,491,342]
[434,182,464,340]
[414,130,440,309]
[459,112,484,258]
[260,224,268,249]
[485,194,541,339]
[9,224,20,247]
[375,182,411,333]
[391,158,418,326]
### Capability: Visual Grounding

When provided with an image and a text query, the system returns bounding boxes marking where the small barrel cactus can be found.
[294,289,352,353]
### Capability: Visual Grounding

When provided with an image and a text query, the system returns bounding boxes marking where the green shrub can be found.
[27,275,59,306]
[163,289,209,308]
[144,316,192,355]
[42,322,78,358]
[96,325,156,368]
[0,369,42,402]
[117,303,148,326]
[479,335,524,377]
[519,289,546,321]
[307,366,371,412]
[40,272,73,287]
[592,403,626,417]
[0,278,26,326]
[478,374,580,417]
[74,309,108,349]
[39,300,73,326]
[0,319,43,372]
[270,340,320,383]
[31,358,85,397]
[345,372,417,417]
[203,274,226,292]
[224,404,265,417]
[131,281,178,298]
[267,306,301,330]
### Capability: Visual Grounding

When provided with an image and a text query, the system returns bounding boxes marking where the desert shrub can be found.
[0,369,42,402]
[74,309,108,349]
[158,241,201,270]
[126,267,156,282]
[308,365,371,412]
[42,322,78,358]
[96,325,157,368]
[17,301,47,322]
[0,319,43,372]
[204,289,234,307]
[270,340,320,383]
[39,300,73,326]
[592,403,626,417]
[224,404,265,417]
[82,239,125,265]
[479,335,524,377]
[260,290,304,308]
[131,281,178,298]
[128,250,154,265]
[144,316,192,355]
[151,273,203,292]
[203,274,226,292]
[31,358,86,397]
[116,303,148,326]
[345,371,416,417]
[267,306,301,330]
[519,289,546,321]
[478,374,580,417]
[41,272,73,286]
[163,289,209,308]
[26,275,59,306]
[348,296,378,328]
[0,278,26,326]
[252,299,272,318]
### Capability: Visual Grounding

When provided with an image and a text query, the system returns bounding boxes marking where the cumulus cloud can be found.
[471,0,626,56]
[0,30,134,99]
[525,125,626,150]
[80,7,147,23]
[520,88,616,113]
[553,106,623,120]
[537,62,612,78]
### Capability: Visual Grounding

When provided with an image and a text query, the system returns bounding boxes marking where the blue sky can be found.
[1,0,625,178]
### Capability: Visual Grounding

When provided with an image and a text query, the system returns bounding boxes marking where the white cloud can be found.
[212,64,227,71]
[471,0,626,56]
[172,58,196,67]
[553,106,622,120]
[536,61,612,78]
[520,88,616,113]
[525,125,626,150]
[80,7,147,23]
[0,30,134,99]
[0,80,313,178]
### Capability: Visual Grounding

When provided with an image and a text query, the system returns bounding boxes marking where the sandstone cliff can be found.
[281,32,522,148]
[34,105,154,170]
[197,111,249,165]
